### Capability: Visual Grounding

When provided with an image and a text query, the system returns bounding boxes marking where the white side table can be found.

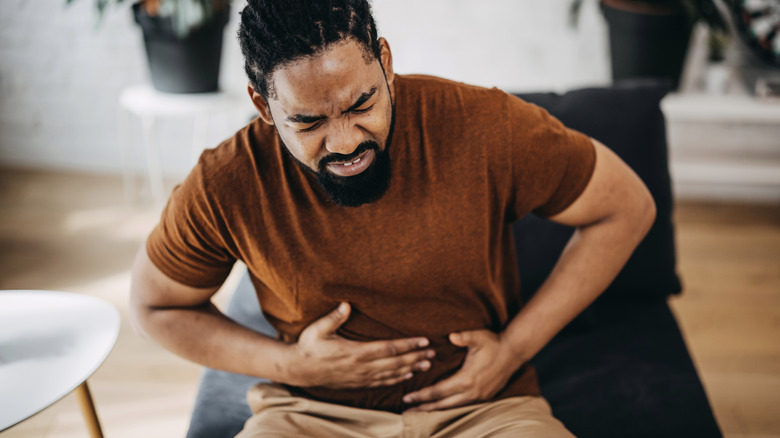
[661,92,780,202]
[0,290,120,437]
[118,84,246,205]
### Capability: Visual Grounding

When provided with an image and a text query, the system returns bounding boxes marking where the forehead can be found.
[269,40,380,114]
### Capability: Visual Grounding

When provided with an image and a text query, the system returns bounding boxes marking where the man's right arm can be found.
[130,244,434,388]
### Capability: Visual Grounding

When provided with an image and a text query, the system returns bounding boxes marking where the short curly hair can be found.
[238,0,381,100]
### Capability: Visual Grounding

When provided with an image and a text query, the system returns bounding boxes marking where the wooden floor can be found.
[1,168,778,438]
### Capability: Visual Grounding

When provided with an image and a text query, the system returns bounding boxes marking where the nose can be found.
[324,118,363,156]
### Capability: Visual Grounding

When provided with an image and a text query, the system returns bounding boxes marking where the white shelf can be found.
[661,92,780,124]
[661,92,780,203]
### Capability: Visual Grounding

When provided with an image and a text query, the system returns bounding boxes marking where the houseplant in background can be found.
[724,0,780,96]
[570,0,728,89]
[69,0,231,93]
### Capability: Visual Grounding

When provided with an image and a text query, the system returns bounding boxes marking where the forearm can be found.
[131,247,434,390]
[401,140,658,410]
[133,300,294,382]
[503,200,655,362]
[129,247,296,384]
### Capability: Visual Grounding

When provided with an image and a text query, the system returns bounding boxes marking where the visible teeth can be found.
[353,158,361,164]
[341,157,361,166]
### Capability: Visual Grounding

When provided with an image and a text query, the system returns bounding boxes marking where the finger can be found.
[406,393,470,412]
[306,302,350,338]
[357,337,430,361]
[372,357,431,381]
[403,376,462,405]
[449,330,479,348]
[366,372,414,388]
[368,349,434,375]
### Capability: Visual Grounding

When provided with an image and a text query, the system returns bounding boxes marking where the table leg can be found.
[74,381,104,438]
[141,115,165,206]
[118,107,136,204]
[191,112,211,167]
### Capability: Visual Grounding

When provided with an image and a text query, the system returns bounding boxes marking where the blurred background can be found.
[0,0,778,437]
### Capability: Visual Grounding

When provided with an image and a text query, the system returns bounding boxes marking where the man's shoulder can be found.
[191,117,278,192]
[397,74,517,121]
[199,117,274,169]
[399,74,507,100]
[398,74,497,92]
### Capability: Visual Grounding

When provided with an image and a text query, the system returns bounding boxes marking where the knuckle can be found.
[342,350,359,364]
[386,343,399,356]
[353,347,371,361]
[396,355,412,367]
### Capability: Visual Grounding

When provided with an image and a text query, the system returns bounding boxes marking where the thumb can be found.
[308,302,350,338]
[449,331,475,348]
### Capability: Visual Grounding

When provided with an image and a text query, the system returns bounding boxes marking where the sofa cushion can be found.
[531,299,722,438]
[186,369,262,438]
[513,80,681,304]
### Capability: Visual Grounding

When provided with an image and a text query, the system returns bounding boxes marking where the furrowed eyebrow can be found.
[286,113,326,124]
[285,87,377,124]
[342,87,377,113]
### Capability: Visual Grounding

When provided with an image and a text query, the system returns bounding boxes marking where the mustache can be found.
[318,141,380,170]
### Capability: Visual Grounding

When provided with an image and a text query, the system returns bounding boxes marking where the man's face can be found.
[250,38,396,207]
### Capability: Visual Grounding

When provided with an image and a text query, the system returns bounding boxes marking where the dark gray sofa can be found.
[185,81,723,438]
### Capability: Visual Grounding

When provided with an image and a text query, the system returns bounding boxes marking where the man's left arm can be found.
[403,138,656,411]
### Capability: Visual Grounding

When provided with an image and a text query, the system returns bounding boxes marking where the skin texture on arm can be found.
[129,246,435,389]
[403,138,657,411]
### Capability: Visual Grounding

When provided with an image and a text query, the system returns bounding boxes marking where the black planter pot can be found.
[133,3,230,93]
[602,3,692,89]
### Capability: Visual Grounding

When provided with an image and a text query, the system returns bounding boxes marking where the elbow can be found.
[636,186,657,239]
[129,254,157,340]
[129,288,153,340]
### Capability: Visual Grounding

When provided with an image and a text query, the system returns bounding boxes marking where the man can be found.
[130,0,656,436]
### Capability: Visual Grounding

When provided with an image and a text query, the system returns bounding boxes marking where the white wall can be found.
[373,0,610,93]
[0,0,255,177]
[0,0,610,178]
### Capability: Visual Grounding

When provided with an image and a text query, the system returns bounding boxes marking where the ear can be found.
[378,37,395,91]
[247,84,275,126]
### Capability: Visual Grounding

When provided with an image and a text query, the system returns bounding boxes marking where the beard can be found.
[315,139,392,207]
[278,108,395,208]
[278,133,393,208]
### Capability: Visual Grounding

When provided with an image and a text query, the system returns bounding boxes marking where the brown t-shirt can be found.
[147,74,596,412]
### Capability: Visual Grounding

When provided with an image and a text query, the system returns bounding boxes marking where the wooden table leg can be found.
[74,381,104,438]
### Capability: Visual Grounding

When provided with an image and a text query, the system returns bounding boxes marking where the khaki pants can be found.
[236,383,575,438]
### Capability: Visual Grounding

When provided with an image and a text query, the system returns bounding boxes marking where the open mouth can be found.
[325,149,375,177]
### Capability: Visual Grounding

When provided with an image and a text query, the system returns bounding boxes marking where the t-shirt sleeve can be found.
[507,95,596,219]
[146,163,236,289]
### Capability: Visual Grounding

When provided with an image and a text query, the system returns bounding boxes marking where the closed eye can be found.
[296,121,323,133]
[351,104,374,114]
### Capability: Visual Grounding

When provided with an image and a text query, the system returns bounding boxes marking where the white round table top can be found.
[119,83,244,117]
[0,290,120,431]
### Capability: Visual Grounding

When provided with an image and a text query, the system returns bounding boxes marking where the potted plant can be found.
[69,0,231,93]
[722,0,780,96]
[570,0,728,89]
